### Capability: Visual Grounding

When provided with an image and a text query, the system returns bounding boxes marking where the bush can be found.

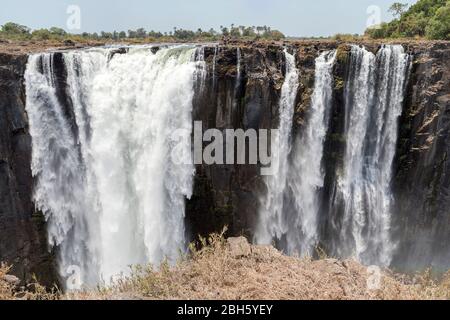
[366,23,390,39]
[332,33,361,41]
[31,29,52,40]
[426,2,450,39]
[366,0,450,40]
[0,22,31,40]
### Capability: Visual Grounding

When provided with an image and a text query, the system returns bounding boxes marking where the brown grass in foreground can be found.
[2,232,450,300]
[67,232,450,300]
[0,263,58,300]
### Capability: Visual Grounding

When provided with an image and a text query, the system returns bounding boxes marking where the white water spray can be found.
[25,46,200,287]
[256,49,299,245]
[336,45,410,266]
[286,50,337,255]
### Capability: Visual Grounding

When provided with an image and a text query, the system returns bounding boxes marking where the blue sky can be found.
[0,0,418,37]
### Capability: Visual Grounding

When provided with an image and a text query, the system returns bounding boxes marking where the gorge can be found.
[0,41,449,288]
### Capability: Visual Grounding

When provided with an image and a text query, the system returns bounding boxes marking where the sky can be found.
[0,0,418,37]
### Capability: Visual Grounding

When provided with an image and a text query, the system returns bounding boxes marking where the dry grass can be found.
[67,231,450,300]
[2,232,450,300]
[0,263,59,300]
[0,264,16,300]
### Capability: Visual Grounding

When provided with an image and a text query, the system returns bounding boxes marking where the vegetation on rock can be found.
[366,0,450,40]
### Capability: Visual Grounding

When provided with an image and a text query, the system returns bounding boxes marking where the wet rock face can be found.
[185,43,342,242]
[0,53,55,285]
[187,42,450,271]
[187,46,285,240]
[393,42,450,270]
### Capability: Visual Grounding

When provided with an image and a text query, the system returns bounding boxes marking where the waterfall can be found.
[24,43,412,288]
[334,45,410,266]
[255,45,409,264]
[25,45,200,287]
[212,46,218,86]
[255,49,300,246]
[232,47,243,123]
[195,46,208,91]
[236,47,241,85]
[256,50,337,255]
[286,50,337,255]
[25,53,101,286]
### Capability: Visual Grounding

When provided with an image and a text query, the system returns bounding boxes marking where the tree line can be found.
[0,23,285,42]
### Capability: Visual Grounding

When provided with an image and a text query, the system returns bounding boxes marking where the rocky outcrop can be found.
[393,42,450,271]
[0,53,55,285]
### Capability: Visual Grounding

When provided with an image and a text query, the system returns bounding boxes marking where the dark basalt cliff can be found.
[0,53,55,285]
[186,41,450,271]
[393,42,450,271]
[0,41,449,282]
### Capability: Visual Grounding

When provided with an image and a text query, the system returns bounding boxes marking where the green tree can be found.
[266,30,285,40]
[366,0,450,39]
[100,31,113,39]
[426,2,450,39]
[31,29,52,40]
[128,29,137,38]
[136,28,147,38]
[221,26,229,36]
[389,2,409,18]
[1,22,30,35]
[49,27,67,37]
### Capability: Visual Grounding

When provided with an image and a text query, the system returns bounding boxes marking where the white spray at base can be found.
[256,45,410,266]
[335,45,410,266]
[286,50,337,256]
[25,46,205,287]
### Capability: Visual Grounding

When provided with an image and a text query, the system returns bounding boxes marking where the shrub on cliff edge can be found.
[366,0,450,40]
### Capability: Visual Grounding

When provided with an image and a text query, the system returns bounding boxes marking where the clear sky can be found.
[0,0,418,37]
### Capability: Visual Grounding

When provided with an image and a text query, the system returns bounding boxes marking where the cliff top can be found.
[1,38,449,55]
[0,39,105,55]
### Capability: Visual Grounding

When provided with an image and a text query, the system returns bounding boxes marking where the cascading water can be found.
[285,50,337,255]
[333,45,410,266]
[195,46,208,92]
[24,43,413,289]
[25,45,203,287]
[335,45,376,260]
[255,49,300,246]
[256,50,337,256]
[212,45,219,86]
[256,45,410,265]
[25,53,101,286]
[236,48,241,85]
[232,47,243,123]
